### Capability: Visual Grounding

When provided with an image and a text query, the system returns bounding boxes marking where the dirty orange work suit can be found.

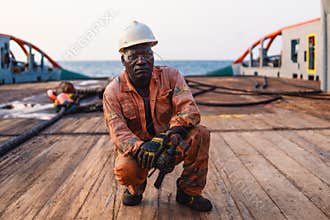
[103,66,210,196]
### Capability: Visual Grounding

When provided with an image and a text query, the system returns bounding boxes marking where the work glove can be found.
[137,135,166,169]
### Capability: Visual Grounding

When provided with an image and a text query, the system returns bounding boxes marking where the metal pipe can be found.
[28,43,33,71]
[260,38,265,67]
[321,0,328,91]
[249,46,254,67]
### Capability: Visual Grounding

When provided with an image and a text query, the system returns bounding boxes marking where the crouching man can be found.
[103,21,212,212]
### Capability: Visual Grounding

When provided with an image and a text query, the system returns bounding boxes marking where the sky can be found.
[1,0,321,61]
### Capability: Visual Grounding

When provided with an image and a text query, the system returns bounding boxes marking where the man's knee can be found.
[177,124,210,162]
[187,124,210,142]
[114,153,148,186]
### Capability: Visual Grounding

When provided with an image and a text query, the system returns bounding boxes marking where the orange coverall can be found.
[103,66,210,196]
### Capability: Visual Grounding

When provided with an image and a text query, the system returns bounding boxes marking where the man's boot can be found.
[122,181,146,206]
[176,179,213,212]
[122,189,143,206]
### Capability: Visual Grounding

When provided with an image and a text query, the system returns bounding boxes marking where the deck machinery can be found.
[233,0,330,92]
[0,34,89,84]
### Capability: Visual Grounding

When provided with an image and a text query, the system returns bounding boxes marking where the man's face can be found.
[121,44,154,89]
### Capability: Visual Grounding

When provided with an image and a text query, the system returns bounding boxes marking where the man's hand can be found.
[137,137,164,169]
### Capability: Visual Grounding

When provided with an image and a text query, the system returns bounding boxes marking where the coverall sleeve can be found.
[103,85,144,156]
[169,69,201,128]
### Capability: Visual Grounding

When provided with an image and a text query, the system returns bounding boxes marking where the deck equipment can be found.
[0,33,90,84]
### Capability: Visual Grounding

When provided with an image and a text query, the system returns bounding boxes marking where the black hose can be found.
[284,94,330,100]
[189,75,330,106]
[190,78,283,107]
[192,87,216,97]
[187,79,251,93]
[0,107,66,157]
[77,103,103,113]
[76,88,104,99]
[0,86,106,158]
[209,90,262,96]
[187,78,323,96]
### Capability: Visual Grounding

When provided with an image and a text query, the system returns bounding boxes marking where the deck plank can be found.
[211,132,285,220]
[1,77,330,219]
[33,136,111,220]
[0,118,41,135]
[295,130,330,163]
[222,132,329,220]
[0,135,96,218]
[239,131,330,217]
[279,131,330,167]
[0,114,108,219]
[275,130,330,178]
[0,113,100,183]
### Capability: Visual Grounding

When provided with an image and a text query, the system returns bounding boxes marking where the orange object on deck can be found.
[47,90,73,105]
[47,90,57,102]
[56,93,73,105]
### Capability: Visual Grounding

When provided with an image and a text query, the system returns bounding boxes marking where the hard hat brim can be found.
[119,39,158,53]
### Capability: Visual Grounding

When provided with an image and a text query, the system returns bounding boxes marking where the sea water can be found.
[59,60,232,78]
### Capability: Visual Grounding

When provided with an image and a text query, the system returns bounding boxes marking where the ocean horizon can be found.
[59,60,232,78]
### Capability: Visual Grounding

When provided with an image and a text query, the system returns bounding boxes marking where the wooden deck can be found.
[0,77,329,220]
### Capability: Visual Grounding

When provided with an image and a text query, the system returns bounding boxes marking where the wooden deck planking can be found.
[221,132,329,220]
[33,136,111,220]
[0,135,61,183]
[201,106,329,133]
[0,136,100,219]
[0,118,41,135]
[205,155,243,220]
[0,113,104,184]
[210,132,286,220]
[239,131,330,217]
[254,108,325,130]
[0,110,329,219]
[279,131,330,167]
[0,114,105,216]
[201,115,252,131]
[0,118,42,144]
[0,77,330,219]
[295,130,330,162]
[264,131,330,184]
[277,96,330,121]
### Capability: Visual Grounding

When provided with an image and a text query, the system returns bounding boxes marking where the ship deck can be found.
[0,76,329,220]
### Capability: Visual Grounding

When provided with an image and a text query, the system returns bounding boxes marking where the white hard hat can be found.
[119,21,158,53]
